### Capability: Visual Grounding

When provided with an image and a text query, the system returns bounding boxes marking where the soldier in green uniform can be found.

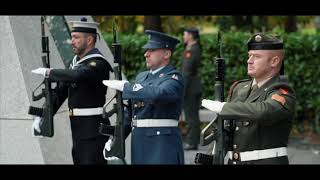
[181,27,202,150]
[202,33,296,164]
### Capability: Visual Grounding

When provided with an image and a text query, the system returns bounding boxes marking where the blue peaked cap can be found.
[143,30,180,51]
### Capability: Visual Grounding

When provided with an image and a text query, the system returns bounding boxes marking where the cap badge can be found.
[255,35,262,42]
[89,61,96,67]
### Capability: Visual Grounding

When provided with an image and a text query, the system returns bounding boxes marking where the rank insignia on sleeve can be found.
[184,51,192,59]
[271,94,286,106]
[133,83,143,91]
[171,74,179,80]
[89,61,96,67]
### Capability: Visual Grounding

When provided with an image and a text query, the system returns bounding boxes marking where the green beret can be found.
[247,33,283,51]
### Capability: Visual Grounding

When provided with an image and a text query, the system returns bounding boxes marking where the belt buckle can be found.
[233,152,240,161]
[131,120,136,127]
[69,109,73,116]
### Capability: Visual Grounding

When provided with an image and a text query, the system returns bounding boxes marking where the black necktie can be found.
[250,84,259,95]
[146,72,152,80]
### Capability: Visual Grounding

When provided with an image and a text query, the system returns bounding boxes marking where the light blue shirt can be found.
[150,66,165,75]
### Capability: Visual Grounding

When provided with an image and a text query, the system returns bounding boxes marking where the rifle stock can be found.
[28,16,54,137]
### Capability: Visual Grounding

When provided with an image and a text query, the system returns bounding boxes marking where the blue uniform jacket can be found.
[122,64,185,164]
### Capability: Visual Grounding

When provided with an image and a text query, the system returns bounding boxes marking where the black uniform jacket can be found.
[48,48,113,139]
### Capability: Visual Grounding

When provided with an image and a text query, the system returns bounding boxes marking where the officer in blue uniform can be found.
[103,30,185,164]
[31,17,113,164]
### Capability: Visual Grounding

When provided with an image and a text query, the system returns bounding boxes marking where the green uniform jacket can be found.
[182,43,202,96]
[182,43,202,145]
[220,75,296,164]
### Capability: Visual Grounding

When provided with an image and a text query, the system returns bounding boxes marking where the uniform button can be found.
[156,131,160,135]
[235,126,239,131]
[244,121,250,126]
[233,144,237,149]
[133,115,137,119]
[233,161,236,164]
[134,104,138,108]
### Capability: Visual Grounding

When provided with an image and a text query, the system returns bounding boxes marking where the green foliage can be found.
[103,31,320,128]
[281,32,320,126]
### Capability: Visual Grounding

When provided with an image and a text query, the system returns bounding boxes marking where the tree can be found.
[285,16,297,32]
[257,16,268,32]
[92,16,140,34]
[315,16,320,33]
[232,16,253,32]
[144,16,163,32]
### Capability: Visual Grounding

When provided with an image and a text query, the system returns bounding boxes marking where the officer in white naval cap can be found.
[31,17,113,164]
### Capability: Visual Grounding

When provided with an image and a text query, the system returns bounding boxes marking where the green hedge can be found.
[102,32,320,129]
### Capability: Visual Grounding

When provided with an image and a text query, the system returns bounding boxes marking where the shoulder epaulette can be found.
[227,79,251,100]
[237,79,251,83]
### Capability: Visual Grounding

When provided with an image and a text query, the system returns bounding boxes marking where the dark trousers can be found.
[183,93,201,146]
[72,135,109,165]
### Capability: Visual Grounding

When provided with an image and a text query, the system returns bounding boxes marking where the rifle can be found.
[99,20,126,163]
[195,31,227,164]
[28,16,54,137]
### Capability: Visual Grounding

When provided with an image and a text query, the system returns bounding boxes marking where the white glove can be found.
[31,68,49,77]
[201,99,226,113]
[103,137,120,161]
[102,80,128,92]
[32,116,43,137]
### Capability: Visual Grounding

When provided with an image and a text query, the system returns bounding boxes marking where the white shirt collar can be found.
[150,66,165,75]
[252,76,273,88]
